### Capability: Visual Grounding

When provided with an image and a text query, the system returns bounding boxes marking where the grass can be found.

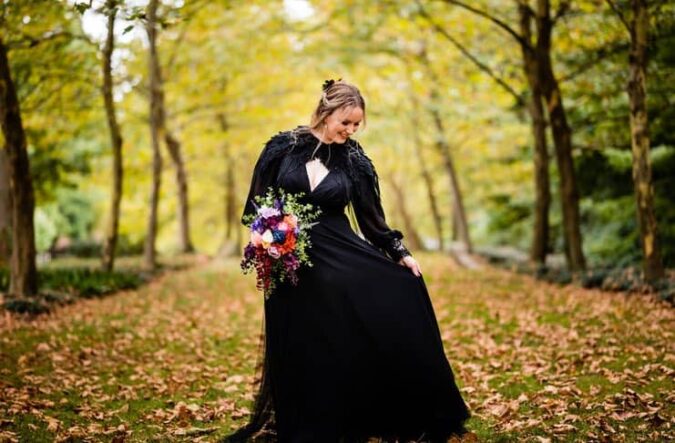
[0,252,673,442]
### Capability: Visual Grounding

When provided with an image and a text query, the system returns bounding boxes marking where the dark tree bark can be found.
[0,148,11,266]
[388,176,424,251]
[144,0,164,270]
[517,3,551,265]
[0,37,38,296]
[607,0,664,280]
[534,0,586,271]
[101,0,124,272]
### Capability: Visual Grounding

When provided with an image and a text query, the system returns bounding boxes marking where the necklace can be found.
[309,138,331,167]
[310,128,331,144]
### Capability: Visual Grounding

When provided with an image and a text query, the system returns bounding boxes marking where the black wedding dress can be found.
[225,126,470,443]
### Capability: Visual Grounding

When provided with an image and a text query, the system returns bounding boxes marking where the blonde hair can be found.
[308,79,367,131]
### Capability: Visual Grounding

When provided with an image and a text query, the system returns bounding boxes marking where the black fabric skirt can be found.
[226,211,470,443]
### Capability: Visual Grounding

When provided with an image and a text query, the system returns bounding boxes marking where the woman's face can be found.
[322,106,363,144]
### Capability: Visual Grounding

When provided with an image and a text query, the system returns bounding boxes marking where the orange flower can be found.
[283,214,298,229]
[279,231,296,254]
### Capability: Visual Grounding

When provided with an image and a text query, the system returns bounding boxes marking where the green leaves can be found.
[73,2,90,15]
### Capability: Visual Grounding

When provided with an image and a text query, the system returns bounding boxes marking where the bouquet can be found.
[241,187,322,299]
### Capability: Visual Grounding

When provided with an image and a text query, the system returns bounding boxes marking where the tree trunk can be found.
[388,176,424,251]
[217,143,239,257]
[518,2,551,266]
[528,92,551,265]
[216,113,241,257]
[413,117,445,251]
[535,0,586,271]
[431,112,472,253]
[144,0,193,255]
[144,0,163,270]
[626,0,664,281]
[101,0,124,272]
[408,94,445,251]
[418,48,472,253]
[0,37,38,296]
[0,149,11,267]
[452,212,460,242]
[164,130,194,253]
[224,147,237,244]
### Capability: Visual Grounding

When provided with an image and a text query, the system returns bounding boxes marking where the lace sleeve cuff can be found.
[385,237,412,262]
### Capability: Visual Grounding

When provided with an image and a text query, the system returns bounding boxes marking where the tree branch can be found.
[552,0,572,23]
[559,41,629,83]
[441,0,529,48]
[7,30,95,50]
[417,2,524,105]
[605,0,631,34]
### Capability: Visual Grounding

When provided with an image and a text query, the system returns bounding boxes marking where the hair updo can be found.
[308,78,367,131]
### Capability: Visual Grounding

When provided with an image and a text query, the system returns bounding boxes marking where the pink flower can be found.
[277,222,289,231]
[250,230,263,247]
[268,246,280,258]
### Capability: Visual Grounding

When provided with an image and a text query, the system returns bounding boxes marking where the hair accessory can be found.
[322,78,342,92]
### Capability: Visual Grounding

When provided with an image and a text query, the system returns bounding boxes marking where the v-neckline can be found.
[304,159,331,194]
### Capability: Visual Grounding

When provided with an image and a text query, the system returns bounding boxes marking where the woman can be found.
[226,79,470,443]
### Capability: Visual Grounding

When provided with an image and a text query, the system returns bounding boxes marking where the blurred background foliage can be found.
[1,0,673,267]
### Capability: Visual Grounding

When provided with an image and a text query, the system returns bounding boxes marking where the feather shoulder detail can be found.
[345,138,381,198]
[257,130,294,176]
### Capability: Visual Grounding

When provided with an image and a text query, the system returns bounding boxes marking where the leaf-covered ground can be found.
[0,254,673,442]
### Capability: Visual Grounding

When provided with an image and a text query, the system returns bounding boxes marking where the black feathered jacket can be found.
[241,126,411,262]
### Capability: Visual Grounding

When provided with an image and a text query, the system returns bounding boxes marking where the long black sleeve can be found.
[350,144,412,262]
[241,131,290,225]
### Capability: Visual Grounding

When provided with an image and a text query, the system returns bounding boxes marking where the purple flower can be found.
[243,244,256,260]
[283,254,299,270]
[259,206,280,218]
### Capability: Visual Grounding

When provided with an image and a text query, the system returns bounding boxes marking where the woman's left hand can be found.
[398,255,422,277]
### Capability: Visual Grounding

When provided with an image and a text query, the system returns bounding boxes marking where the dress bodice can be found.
[241,126,412,262]
[276,146,352,216]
